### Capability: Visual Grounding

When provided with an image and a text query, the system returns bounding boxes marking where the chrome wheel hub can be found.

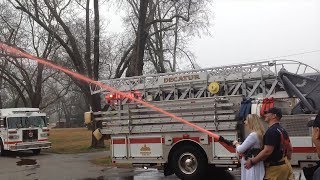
[178,152,198,174]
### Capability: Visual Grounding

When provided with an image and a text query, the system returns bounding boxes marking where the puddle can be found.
[26,172,36,176]
[16,158,37,166]
[81,177,134,180]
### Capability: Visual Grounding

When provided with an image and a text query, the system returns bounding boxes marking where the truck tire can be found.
[0,140,4,156]
[171,145,207,180]
[32,149,41,155]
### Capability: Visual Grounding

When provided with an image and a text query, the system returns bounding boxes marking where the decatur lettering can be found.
[163,74,201,83]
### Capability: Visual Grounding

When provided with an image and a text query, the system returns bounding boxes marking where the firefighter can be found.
[307,111,320,180]
[244,107,294,180]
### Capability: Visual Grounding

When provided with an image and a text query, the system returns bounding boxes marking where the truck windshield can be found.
[7,116,46,129]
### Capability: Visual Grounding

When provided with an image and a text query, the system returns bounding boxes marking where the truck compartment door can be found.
[128,135,163,158]
[111,136,128,158]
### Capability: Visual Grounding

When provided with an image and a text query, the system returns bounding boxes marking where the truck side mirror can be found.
[46,116,50,125]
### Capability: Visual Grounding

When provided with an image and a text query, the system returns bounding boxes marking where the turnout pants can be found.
[264,157,294,180]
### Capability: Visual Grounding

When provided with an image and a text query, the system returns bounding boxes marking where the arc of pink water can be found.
[0,43,220,140]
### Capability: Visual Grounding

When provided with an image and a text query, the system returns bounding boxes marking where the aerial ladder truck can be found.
[85,60,319,179]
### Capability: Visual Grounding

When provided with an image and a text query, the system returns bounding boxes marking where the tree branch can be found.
[114,43,134,78]
[43,0,85,74]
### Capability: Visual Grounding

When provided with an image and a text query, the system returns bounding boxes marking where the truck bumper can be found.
[9,141,52,151]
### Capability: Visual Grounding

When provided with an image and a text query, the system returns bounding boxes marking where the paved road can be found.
[0,151,304,180]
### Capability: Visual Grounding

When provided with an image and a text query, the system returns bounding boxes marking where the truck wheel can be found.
[171,145,207,180]
[0,140,4,156]
[32,149,41,155]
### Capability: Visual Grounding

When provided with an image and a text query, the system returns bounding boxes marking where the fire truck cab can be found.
[0,108,51,156]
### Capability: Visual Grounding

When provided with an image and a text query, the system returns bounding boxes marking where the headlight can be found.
[40,133,48,137]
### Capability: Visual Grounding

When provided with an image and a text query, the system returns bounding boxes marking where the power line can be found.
[251,49,320,62]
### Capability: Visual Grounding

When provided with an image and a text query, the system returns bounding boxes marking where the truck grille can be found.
[22,130,38,142]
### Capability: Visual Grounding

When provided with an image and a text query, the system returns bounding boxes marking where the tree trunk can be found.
[126,0,149,77]
[31,63,44,108]
[0,76,2,109]
[89,93,103,148]
[172,16,179,72]
[85,0,92,78]
[90,0,103,148]
[93,0,100,80]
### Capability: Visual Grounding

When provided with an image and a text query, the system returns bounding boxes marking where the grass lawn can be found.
[45,128,110,154]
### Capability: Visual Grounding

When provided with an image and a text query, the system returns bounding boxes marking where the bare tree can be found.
[114,0,211,77]
[0,2,62,109]
[6,0,106,147]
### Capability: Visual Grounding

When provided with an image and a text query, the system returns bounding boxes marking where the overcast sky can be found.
[190,0,320,70]
[103,0,320,71]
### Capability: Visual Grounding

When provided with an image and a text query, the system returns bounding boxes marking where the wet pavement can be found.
[0,150,238,180]
[0,151,305,180]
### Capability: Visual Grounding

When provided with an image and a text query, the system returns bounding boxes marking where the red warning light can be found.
[105,91,143,104]
[105,93,116,103]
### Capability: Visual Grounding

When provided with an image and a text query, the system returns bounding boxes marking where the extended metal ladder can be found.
[91,60,318,103]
